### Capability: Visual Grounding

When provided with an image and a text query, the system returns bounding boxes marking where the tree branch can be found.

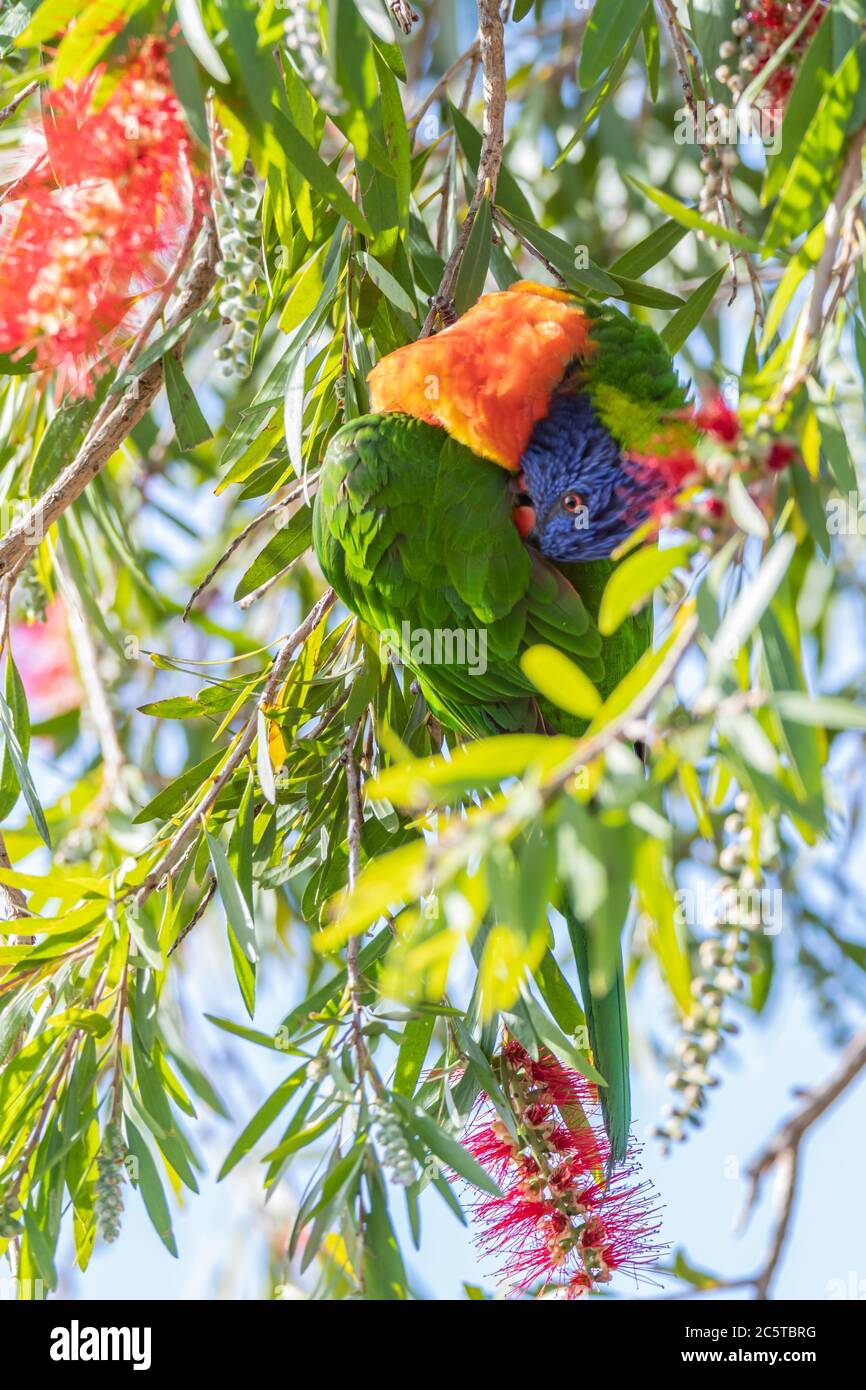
[421,0,506,335]
[773,124,866,409]
[740,1026,866,1299]
[407,38,481,133]
[343,717,373,1077]
[0,80,38,128]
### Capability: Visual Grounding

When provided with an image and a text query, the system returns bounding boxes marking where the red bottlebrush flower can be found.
[736,1,827,117]
[11,600,81,723]
[766,440,797,472]
[692,394,741,444]
[0,36,199,395]
[458,1041,663,1297]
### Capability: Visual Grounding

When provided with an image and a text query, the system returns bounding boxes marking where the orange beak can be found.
[512,469,536,539]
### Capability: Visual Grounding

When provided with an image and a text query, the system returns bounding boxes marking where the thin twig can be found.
[773,124,866,409]
[110,963,129,1122]
[88,201,206,442]
[182,473,320,621]
[343,716,380,1090]
[659,1025,866,1301]
[421,0,506,335]
[741,1025,866,1299]
[134,588,336,905]
[744,1024,866,1213]
[167,873,217,957]
[435,51,480,257]
[658,0,763,323]
[493,206,567,286]
[238,568,291,610]
[0,80,38,128]
[407,39,481,132]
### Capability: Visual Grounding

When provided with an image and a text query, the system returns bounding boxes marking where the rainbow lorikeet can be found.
[312,281,692,1160]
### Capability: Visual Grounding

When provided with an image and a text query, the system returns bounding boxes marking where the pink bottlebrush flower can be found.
[0,36,200,395]
[11,600,81,723]
[458,1041,664,1297]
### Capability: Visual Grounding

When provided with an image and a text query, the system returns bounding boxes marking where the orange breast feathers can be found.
[367,282,592,471]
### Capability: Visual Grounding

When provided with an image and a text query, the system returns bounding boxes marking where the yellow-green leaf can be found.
[598,542,696,635]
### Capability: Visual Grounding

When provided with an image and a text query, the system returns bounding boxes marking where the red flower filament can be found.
[0,37,198,394]
[742,1,827,115]
[459,1042,664,1297]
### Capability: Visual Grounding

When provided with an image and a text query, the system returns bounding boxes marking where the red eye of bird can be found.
[562,492,583,513]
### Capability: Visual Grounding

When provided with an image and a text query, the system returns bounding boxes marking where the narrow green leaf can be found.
[393,1015,434,1097]
[206,830,258,1019]
[660,267,727,353]
[133,751,224,824]
[519,645,602,719]
[499,209,623,296]
[256,708,276,805]
[234,506,312,600]
[0,690,49,846]
[628,178,761,253]
[728,473,770,538]
[359,252,417,318]
[598,542,696,635]
[610,219,688,279]
[163,354,213,450]
[519,986,606,1085]
[764,45,860,247]
[580,0,650,87]
[271,110,373,236]
[0,655,29,820]
[218,1066,308,1180]
[23,1206,58,1289]
[769,692,866,730]
[395,1099,502,1196]
[707,534,797,680]
[125,1117,179,1257]
[453,195,492,314]
[176,0,229,82]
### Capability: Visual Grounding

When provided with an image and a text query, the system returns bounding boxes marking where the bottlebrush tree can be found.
[1,0,865,1305]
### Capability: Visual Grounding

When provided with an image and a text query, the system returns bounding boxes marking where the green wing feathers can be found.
[313,413,604,738]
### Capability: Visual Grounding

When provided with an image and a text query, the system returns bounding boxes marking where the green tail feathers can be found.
[565,905,631,1165]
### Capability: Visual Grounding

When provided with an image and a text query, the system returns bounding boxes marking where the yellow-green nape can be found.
[588,382,681,455]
